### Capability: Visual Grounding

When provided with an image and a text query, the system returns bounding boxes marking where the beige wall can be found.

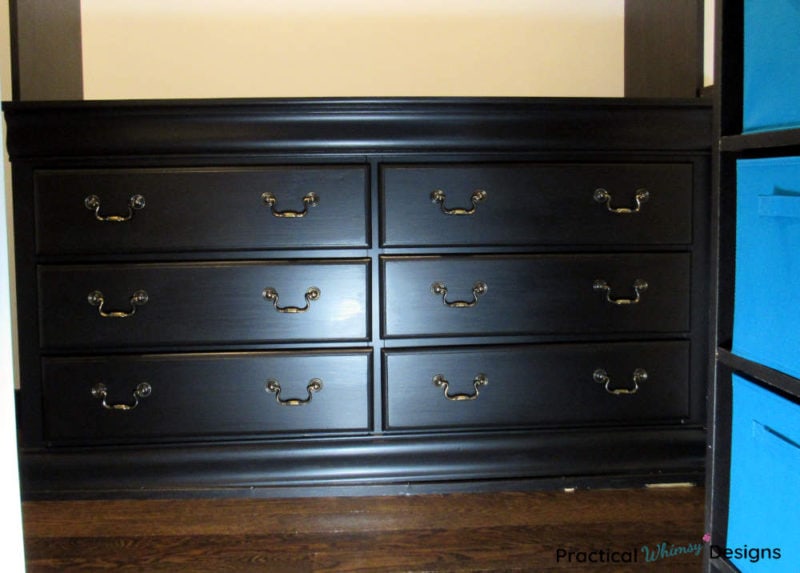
[704,0,715,87]
[81,0,626,100]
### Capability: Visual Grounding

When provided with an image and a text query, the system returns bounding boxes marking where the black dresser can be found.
[4,98,711,499]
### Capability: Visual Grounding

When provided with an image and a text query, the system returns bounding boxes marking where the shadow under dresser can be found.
[3,97,712,499]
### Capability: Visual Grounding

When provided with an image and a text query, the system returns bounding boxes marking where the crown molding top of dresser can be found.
[2,97,711,160]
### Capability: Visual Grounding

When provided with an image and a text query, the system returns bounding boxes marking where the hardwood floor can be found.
[22,486,705,572]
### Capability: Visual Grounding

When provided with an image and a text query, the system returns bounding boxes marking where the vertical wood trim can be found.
[10,0,83,101]
[8,0,20,100]
[625,0,705,98]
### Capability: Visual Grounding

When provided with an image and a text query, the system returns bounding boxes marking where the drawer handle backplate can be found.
[87,289,149,318]
[431,281,488,308]
[593,368,647,395]
[84,194,146,222]
[262,191,319,218]
[593,279,648,305]
[593,188,649,214]
[430,189,487,215]
[266,378,323,406]
[91,382,152,411]
[262,286,320,313]
[433,373,488,401]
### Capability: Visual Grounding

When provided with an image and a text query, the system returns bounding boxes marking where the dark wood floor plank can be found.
[22,487,703,537]
[25,528,704,573]
[307,523,704,572]
[23,486,706,572]
[25,536,312,573]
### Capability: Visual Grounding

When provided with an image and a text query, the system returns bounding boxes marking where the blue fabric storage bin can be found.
[726,375,800,571]
[743,0,800,133]
[734,157,800,379]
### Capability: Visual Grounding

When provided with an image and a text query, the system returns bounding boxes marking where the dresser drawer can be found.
[41,350,371,443]
[384,341,690,430]
[380,163,692,246]
[38,260,369,350]
[34,166,368,254]
[382,254,690,337]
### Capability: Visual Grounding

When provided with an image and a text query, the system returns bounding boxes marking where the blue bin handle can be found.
[758,194,800,218]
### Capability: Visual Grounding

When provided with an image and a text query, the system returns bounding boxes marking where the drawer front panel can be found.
[384,341,690,430]
[382,254,690,337]
[35,166,369,254]
[38,260,369,349]
[727,375,800,570]
[381,163,692,246]
[42,351,371,442]
[733,157,800,379]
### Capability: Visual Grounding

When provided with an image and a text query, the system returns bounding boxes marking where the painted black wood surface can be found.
[42,351,372,442]
[3,97,711,499]
[37,260,370,349]
[384,341,690,430]
[34,166,369,254]
[382,254,690,337]
[381,162,693,247]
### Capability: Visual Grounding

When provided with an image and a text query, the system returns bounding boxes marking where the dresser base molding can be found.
[19,428,704,500]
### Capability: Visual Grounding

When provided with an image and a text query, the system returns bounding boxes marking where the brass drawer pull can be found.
[593,188,649,214]
[430,189,487,215]
[593,368,647,395]
[84,194,146,222]
[266,378,323,406]
[433,373,488,401]
[262,191,319,218]
[262,286,320,313]
[431,281,488,308]
[593,279,648,305]
[87,289,149,318]
[91,382,152,411]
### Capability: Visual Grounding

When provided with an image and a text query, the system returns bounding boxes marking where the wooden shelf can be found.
[721,127,800,153]
[717,347,800,400]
